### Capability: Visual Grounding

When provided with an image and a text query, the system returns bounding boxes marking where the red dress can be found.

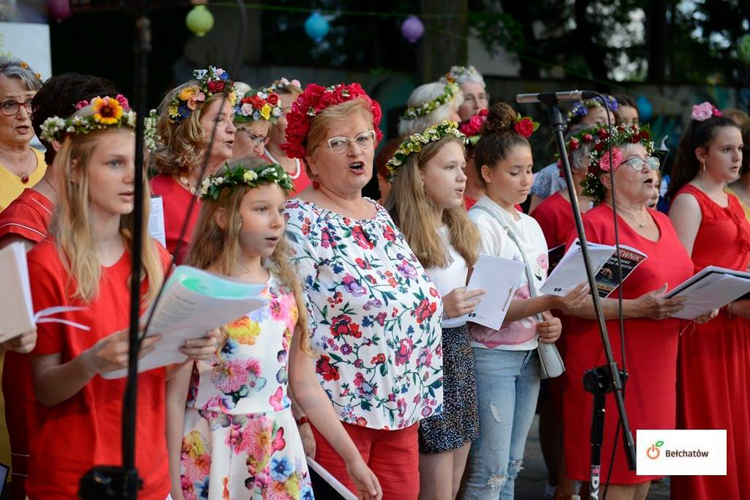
[0,188,53,498]
[26,240,171,500]
[562,204,693,484]
[150,174,199,265]
[671,185,750,499]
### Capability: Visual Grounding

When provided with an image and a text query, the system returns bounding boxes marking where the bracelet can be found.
[295,416,310,426]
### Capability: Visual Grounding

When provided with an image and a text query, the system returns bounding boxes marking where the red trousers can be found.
[311,422,420,499]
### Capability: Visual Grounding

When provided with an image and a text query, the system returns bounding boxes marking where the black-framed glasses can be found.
[619,156,660,173]
[0,98,33,116]
[325,130,376,154]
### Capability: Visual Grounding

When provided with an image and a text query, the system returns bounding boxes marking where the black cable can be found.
[138,0,248,347]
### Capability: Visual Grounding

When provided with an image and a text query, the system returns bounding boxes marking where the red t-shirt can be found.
[0,188,53,487]
[150,174,199,265]
[530,191,574,250]
[0,188,53,243]
[26,240,170,500]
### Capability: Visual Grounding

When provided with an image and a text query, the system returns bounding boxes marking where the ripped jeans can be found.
[462,348,540,499]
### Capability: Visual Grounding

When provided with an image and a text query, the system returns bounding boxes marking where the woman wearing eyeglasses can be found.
[0,58,44,211]
[231,86,281,160]
[264,77,311,194]
[283,83,442,499]
[559,124,717,500]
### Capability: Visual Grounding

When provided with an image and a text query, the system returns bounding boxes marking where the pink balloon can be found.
[48,0,72,21]
[401,15,424,44]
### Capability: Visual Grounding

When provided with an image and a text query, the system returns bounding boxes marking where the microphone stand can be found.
[79,2,150,498]
[538,101,637,499]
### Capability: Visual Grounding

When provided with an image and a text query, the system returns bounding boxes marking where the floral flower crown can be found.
[440,65,482,84]
[567,96,619,122]
[581,123,655,202]
[167,66,236,124]
[269,77,302,92]
[199,162,293,201]
[144,109,159,152]
[40,95,135,142]
[459,109,488,146]
[691,101,723,122]
[385,120,466,182]
[403,82,460,120]
[234,88,282,124]
[281,82,383,159]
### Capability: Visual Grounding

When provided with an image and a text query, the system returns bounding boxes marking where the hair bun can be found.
[481,102,518,136]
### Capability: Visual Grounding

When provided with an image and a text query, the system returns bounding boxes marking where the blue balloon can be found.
[305,12,329,42]
[636,95,653,122]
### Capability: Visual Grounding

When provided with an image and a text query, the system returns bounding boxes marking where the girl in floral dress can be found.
[166,162,381,500]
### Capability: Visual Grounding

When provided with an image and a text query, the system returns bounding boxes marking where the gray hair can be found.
[0,57,43,92]
[565,124,597,173]
[439,65,486,88]
[398,82,464,137]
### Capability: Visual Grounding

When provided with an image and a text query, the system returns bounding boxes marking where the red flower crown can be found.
[281,83,383,159]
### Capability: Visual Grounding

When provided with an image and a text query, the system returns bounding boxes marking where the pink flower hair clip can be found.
[691,102,723,122]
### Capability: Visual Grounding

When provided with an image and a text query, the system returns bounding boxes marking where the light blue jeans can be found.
[462,348,541,500]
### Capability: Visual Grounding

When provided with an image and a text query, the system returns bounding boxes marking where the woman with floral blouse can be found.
[283,82,443,499]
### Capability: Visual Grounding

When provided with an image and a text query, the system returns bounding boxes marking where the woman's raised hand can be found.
[634,283,687,320]
[84,329,161,375]
[552,282,590,313]
[442,286,485,319]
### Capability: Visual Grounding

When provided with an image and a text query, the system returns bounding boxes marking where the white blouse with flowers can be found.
[284,198,443,431]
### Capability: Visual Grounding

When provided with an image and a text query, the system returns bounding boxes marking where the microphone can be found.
[516,90,599,105]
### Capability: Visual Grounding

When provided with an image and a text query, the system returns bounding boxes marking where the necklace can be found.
[620,210,649,228]
[0,149,36,183]
[265,147,301,180]
[178,175,197,195]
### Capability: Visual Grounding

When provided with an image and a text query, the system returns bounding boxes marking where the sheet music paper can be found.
[463,254,525,330]
[102,266,268,379]
[149,196,167,247]
[0,242,89,342]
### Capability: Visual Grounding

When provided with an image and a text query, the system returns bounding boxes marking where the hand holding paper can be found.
[464,254,525,330]
[663,266,750,320]
[443,286,485,319]
[102,265,268,379]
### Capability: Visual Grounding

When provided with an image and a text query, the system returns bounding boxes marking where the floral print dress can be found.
[284,198,443,431]
[180,275,312,500]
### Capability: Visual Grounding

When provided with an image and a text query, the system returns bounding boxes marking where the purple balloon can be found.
[48,0,72,21]
[401,15,424,44]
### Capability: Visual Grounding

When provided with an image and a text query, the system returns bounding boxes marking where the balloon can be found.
[636,95,653,122]
[186,5,215,37]
[48,0,72,21]
[401,15,424,44]
[305,12,329,42]
[739,34,750,65]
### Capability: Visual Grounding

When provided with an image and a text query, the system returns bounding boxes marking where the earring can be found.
[312,180,320,190]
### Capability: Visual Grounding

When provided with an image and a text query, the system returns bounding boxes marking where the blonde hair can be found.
[50,129,164,304]
[184,176,311,353]
[398,82,464,138]
[302,98,375,177]
[153,81,227,176]
[306,98,374,155]
[385,136,479,269]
